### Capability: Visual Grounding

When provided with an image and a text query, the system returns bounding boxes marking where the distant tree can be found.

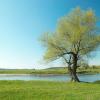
[92,65,96,69]
[40,7,100,82]
[78,58,89,69]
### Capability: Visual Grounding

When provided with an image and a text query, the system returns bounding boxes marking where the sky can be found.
[0,0,100,69]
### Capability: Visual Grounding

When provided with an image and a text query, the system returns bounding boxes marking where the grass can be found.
[0,68,67,74]
[0,66,100,75]
[0,80,99,100]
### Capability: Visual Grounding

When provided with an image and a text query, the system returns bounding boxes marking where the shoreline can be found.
[0,73,99,76]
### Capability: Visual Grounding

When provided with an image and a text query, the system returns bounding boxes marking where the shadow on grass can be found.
[93,80,100,84]
[79,80,100,84]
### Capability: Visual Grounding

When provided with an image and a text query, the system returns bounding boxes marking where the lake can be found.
[0,74,100,82]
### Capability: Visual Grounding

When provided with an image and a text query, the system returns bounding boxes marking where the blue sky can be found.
[0,0,100,69]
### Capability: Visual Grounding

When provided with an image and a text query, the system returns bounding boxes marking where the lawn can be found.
[0,80,100,100]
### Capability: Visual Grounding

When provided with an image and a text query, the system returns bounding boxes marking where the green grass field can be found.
[0,66,100,75]
[0,81,100,100]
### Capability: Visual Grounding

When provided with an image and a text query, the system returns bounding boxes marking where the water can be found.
[0,74,100,82]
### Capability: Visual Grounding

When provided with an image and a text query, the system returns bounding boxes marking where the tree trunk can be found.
[63,53,80,82]
[68,53,80,82]
[71,69,80,82]
[68,67,80,82]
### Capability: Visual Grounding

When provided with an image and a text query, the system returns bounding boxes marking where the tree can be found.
[78,58,89,70]
[40,7,100,82]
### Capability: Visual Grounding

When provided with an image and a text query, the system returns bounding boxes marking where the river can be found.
[0,74,100,82]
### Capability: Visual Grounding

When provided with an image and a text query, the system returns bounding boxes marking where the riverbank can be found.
[0,67,100,75]
[0,80,99,100]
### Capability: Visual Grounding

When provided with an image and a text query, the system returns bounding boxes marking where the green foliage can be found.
[0,81,100,100]
[40,7,100,63]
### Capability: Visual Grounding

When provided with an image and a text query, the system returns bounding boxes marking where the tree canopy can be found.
[40,7,100,82]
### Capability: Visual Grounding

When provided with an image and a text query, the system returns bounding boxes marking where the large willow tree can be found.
[40,7,100,82]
